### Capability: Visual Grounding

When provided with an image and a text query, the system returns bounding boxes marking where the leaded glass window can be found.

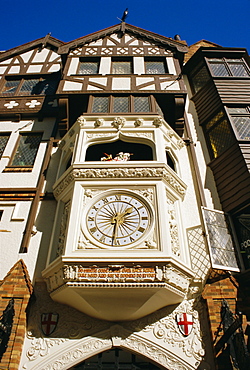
[1,77,58,96]
[113,96,129,112]
[207,58,250,77]
[112,61,132,74]
[145,60,166,74]
[0,134,10,158]
[79,61,98,74]
[11,133,42,166]
[202,208,239,271]
[92,96,109,113]
[1,80,19,96]
[204,112,235,159]
[134,96,150,112]
[227,106,250,140]
[191,65,210,93]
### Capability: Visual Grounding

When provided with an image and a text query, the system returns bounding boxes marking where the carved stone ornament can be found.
[56,201,71,257]
[153,117,165,127]
[94,118,104,127]
[21,283,205,370]
[111,117,126,129]
[45,263,190,294]
[76,115,86,127]
[167,198,181,257]
[53,167,186,200]
[134,118,144,127]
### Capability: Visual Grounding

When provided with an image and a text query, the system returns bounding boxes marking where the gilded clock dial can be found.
[86,193,151,247]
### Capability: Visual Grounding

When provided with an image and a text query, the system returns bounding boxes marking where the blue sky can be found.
[1,0,250,52]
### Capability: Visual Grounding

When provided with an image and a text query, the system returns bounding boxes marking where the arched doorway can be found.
[69,348,163,369]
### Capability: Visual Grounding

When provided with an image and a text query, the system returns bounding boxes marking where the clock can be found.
[85,191,152,247]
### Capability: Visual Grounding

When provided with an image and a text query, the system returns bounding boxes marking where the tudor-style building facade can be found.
[0,23,249,370]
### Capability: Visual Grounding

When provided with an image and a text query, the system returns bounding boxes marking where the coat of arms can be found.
[41,313,59,336]
[176,313,193,336]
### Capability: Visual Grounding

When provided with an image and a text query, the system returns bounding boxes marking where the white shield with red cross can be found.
[176,313,193,336]
[41,313,59,336]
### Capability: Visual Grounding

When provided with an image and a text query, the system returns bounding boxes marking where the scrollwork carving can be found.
[94,118,104,127]
[54,167,186,199]
[56,201,71,257]
[134,118,144,127]
[167,198,181,257]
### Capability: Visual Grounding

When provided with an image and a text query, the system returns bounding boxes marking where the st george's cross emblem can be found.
[41,313,59,336]
[176,313,193,336]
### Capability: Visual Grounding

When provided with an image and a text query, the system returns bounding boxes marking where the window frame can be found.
[77,57,100,75]
[144,57,168,75]
[0,133,11,159]
[8,132,43,168]
[111,58,133,75]
[89,95,156,114]
[226,106,250,141]
[0,75,59,96]
[206,57,250,78]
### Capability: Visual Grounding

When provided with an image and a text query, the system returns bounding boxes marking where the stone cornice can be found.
[53,164,187,199]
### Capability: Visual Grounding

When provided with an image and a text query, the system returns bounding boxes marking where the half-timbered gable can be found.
[0,36,63,118]
[57,23,187,95]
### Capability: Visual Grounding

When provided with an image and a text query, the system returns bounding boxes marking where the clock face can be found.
[86,192,152,247]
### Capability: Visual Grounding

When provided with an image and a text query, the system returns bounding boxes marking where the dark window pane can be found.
[192,65,210,93]
[112,61,131,74]
[92,97,109,113]
[79,62,98,74]
[206,111,224,130]
[134,96,150,112]
[0,134,10,158]
[113,97,129,112]
[145,61,166,74]
[12,133,42,166]
[1,80,19,96]
[209,62,230,76]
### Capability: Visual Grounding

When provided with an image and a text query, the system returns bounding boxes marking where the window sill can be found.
[3,167,33,172]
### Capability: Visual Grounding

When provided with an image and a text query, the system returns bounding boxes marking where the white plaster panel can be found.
[136,77,154,85]
[140,85,155,90]
[8,65,20,74]
[88,39,103,46]
[88,77,107,85]
[63,81,83,91]
[129,40,139,45]
[0,58,12,65]
[112,78,131,90]
[33,48,50,62]
[0,201,32,280]
[166,57,176,74]
[133,57,144,75]
[109,34,120,42]
[68,58,79,75]
[14,59,19,64]
[49,51,60,62]
[107,39,116,45]
[48,64,61,72]
[27,65,43,73]
[99,57,111,75]
[20,50,34,63]
[87,86,102,90]
[125,35,132,43]
[161,81,180,90]
[0,66,7,74]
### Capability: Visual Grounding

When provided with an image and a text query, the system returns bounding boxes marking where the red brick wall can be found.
[0,260,33,369]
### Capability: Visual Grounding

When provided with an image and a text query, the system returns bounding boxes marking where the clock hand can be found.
[111,213,120,246]
[119,207,133,219]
